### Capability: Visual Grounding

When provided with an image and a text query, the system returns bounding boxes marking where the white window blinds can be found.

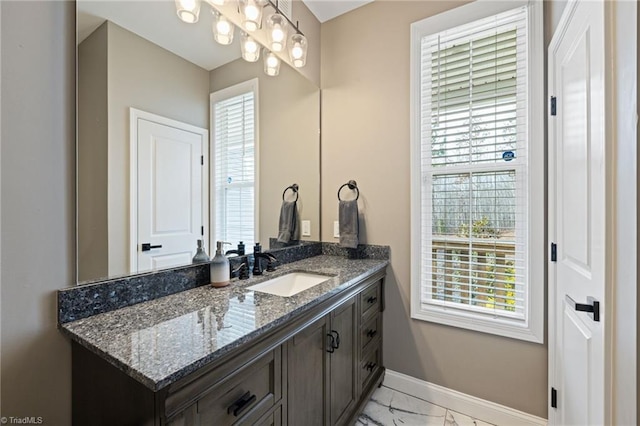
[420,7,528,320]
[213,87,256,248]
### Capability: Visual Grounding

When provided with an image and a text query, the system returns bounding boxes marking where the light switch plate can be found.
[333,221,340,238]
[301,220,311,237]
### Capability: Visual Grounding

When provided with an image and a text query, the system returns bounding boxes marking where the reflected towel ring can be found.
[337,180,359,201]
[282,183,299,202]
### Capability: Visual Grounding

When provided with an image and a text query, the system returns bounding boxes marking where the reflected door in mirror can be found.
[134,111,209,274]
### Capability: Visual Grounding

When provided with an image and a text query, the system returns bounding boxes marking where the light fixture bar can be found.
[264,0,304,37]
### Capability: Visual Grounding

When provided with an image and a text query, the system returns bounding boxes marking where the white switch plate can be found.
[301,220,311,237]
[333,221,340,238]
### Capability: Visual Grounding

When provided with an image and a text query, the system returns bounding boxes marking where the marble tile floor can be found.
[356,385,495,426]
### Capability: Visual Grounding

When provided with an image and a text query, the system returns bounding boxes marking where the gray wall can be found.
[106,21,210,279]
[210,59,320,245]
[77,22,108,281]
[320,0,548,417]
[77,21,210,281]
[0,1,75,424]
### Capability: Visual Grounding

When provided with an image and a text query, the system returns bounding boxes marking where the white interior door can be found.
[548,1,606,424]
[134,113,208,273]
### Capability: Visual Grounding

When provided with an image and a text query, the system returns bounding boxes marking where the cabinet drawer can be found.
[360,343,382,391]
[360,314,381,351]
[182,348,281,426]
[254,404,283,426]
[360,281,381,320]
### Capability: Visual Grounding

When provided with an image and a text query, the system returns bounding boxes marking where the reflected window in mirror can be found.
[211,79,259,248]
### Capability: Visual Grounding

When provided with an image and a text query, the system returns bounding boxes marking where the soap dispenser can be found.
[211,241,231,287]
[192,239,210,263]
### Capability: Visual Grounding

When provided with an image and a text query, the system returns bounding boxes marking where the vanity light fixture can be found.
[266,13,288,52]
[175,0,201,23]
[239,0,265,32]
[241,33,261,62]
[212,10,235,45]
[263,49,281,76]
[289,33,307,68]
[174,0,308,73]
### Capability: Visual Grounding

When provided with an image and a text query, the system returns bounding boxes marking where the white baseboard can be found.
[383,370,547,426]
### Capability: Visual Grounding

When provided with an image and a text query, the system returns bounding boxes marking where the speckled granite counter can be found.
[60,255,388,392]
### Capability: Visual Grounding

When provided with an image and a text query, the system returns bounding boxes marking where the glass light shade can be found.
[289,33,308,68]
[241,33,260,62]
[263,49,280,76]
[212,11,235,45]
[238,0,263,32]
[175,0,201,23]
[266,14,288,52]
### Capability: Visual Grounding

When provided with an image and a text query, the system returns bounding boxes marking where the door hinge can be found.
[201,226,204,236]
[201,155,204,166]
[551,242,557,262]
[550,96,557,116]
[551,387,557,408]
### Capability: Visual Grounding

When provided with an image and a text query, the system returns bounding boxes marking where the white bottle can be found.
[210,241,231,287]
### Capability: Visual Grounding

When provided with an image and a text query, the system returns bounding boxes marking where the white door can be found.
[134,113,208,273]
[548,1,606,424]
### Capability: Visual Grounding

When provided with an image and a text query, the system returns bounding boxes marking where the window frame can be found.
[209,78,260,249]
[410,0,544,343]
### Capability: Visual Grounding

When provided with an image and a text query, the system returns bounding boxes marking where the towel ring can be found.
[337,180,359,201]
[282,183,299,202]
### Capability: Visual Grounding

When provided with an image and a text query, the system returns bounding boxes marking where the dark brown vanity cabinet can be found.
[287,297,358,426]
[71,272,385,426]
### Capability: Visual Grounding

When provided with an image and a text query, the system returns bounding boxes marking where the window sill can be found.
[410,303,544,343]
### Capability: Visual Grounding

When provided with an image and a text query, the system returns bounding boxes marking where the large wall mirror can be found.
[76,1,320,284]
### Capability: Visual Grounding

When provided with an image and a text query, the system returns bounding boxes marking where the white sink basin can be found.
[247,272,332,297]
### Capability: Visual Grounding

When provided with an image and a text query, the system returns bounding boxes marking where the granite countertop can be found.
[60,255,388,391]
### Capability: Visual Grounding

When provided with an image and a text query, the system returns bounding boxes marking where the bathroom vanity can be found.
[60,254,387,425]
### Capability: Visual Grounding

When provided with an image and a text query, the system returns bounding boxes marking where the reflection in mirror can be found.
[76,1,320,284]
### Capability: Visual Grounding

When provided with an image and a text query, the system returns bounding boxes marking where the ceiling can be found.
[77,0,373,71]
[77,1,241,71]
[303,0,373,23]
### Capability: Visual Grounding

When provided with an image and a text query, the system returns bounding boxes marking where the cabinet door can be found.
[287,316,330,426]
[329,297,357,425]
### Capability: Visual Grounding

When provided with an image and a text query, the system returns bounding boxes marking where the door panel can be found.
[549,1,606,424]
[330,299,357,425]
[561,303,591,426]
[137,118,204,272]
[287,316,328,426]
[152,136,194,234]
[560,31,590,270]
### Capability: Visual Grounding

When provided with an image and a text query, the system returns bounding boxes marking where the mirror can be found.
[76,1,320,284]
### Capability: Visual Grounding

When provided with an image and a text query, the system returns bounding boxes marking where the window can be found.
[210,79,259,248]
[410,1,543,342]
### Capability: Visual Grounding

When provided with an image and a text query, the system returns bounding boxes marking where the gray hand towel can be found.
[339,199,359,248]
[277,200,300,243]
